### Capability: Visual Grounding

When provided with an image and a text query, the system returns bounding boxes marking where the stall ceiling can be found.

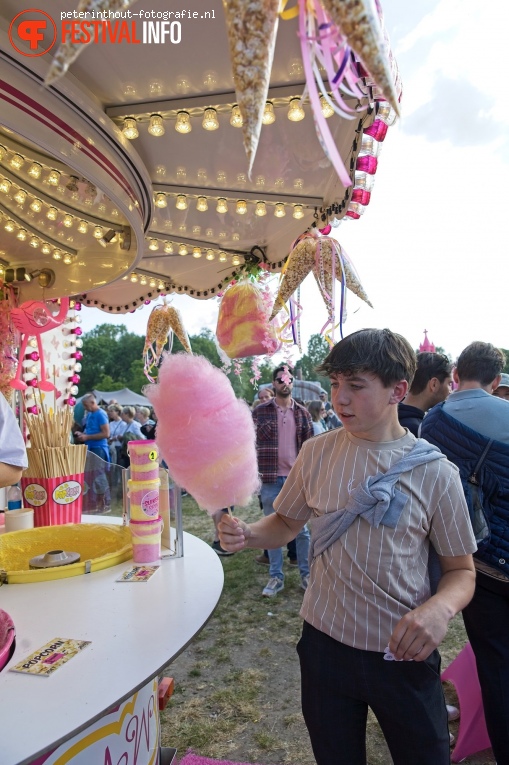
[0,0,376,309]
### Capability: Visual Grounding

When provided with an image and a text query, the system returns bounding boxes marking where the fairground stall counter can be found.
[0,1,400,763]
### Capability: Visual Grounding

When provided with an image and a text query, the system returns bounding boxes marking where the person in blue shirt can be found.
[75,393,110,463]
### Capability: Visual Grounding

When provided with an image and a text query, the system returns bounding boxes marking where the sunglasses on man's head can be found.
[275,377,293,384]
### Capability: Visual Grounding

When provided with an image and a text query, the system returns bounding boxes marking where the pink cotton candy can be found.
[145,353,260,513]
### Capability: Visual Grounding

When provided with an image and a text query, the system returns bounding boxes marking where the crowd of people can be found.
[216,331,509,765]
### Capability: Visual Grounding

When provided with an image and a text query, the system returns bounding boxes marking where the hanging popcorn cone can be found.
[222,0,280,176]
[313,238,372,315]
[269,238,316,320]
[45,0,140,85]
[320,0,400,115]
[166,306,192,355]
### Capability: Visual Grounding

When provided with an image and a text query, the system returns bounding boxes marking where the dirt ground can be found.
[160,498,496,765]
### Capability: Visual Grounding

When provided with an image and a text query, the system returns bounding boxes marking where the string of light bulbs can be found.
[119,95,341,139]
[143,235,244,264]
[152,191,307,220]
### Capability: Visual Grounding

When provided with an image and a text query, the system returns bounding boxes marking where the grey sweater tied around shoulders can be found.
[309,439,445,563]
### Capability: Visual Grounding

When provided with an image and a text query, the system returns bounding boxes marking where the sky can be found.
[80,0,509,361]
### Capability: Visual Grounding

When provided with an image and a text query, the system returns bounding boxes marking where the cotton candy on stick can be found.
[45,0,140,85]
[320,0,400,116]
[146,353,260,513]
[222,0,280,176]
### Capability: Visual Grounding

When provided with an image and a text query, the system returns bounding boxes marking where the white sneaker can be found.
[262,577,284,597]
[301,574,309,590]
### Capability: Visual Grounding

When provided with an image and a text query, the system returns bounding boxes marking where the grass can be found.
[159,495,496,765]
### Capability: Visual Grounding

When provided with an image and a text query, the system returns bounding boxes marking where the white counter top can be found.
[0,530,224,765]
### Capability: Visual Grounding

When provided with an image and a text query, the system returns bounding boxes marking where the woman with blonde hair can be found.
[307,400,327,436]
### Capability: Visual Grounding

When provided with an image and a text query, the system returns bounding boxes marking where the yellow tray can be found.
[0,524,132,584]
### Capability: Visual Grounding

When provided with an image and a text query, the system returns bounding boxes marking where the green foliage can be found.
[501,349,509,373]
[79,324,144,393]
[295,333,331,392]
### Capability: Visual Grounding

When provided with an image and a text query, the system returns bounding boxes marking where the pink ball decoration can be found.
[71,327,83,336]
[351,189,371,206]
[74,302,81,311]
[146,353,260,513]
[364,119,388,142]
[26,351,39,361]
[71,351,83,360]
[356,155,378,174]
[27,378,38,387]
[68,374,80,384]
[64,396,76,406]
[27,406,38,415]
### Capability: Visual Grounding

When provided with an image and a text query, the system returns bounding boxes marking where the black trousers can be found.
[297,622,450,765]
[463,572,509,765]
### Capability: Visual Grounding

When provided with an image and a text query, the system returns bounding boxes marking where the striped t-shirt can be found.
[273,428,477,652]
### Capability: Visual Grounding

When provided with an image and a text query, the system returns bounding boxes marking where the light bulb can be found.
[4,219,15,233]
[28,162,42,179]
[274,203,286,217]
[148,114,165,137]
[63,254,73,264]
[230,104,243,128]
[287,98,305,122]
[122,118,139,139]
[17,228,27,240]
[75,338,83,348]
[52,250,62,260]
[206,249,215,260]
[175,194,188,210]
[149,279,157,288]
[155,193,167,208]
[192,247,202,258]
[10,154,24,170]
[320,94,335,118]
[236,200,247,215]
[47,206,58,220]
[0,179,11,193]
[175,111,192,134]
[63,214,73,228]
[77,220,88,234]
[158,281,165,290]
[293,204,305,219]
[216,198,228,214]
[14,189,27,205]
[130,273,139,282]
[202,107,219,130]
[30,198,43,213]
[148,238,159,251]
[41,243,51,255]
[218,251,227,262]
[255,201,267,217]
[232,255,241,266]
[94,226,103,238]
[29,236,40,248]
[47,170,60,185]
[140,276,147,285]
[178,244,188,256]
[196,196,208,212]
[262,101,276,125]
[163,241,173,254]
[0,145,6,161]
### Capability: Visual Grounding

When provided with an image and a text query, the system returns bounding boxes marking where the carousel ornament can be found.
[45,0,141,85]
[222,0,280,176]
[10,299,70,392]
[143,300,192,382]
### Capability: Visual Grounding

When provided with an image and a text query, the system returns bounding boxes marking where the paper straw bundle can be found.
[24,405,87,479]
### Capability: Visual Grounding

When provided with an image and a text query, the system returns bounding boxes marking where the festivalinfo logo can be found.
[9,7,216,56]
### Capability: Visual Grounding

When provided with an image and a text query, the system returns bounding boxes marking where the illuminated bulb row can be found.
[1,214,75,260]
[0,146,62,186]
[145,237,239,263]
[155,192,306,219]
[0,175,108,235]
[121,96,333,139]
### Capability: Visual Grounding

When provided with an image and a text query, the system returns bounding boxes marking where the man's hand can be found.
[218,513,251,553]
[388,599,451,661]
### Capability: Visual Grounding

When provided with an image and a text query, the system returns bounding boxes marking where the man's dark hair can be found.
[316,328,416,387]
[272,365,294,381]
[409,353,452,394]
[456,342,506,385]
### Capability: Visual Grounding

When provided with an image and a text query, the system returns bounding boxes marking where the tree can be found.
[501,349,509,374]
[79,324,145,393]
[296,334,331,392]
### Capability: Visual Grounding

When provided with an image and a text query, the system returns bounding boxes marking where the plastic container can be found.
[129,516,163,563]
[128,478,160,521]
[7,484,22,511]
[128,440,159,481]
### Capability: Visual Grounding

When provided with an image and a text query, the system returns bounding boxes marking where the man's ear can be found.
[428,377,440,393]
[492,374,502,392]
[390,380,408,405]
[452,367,459,385]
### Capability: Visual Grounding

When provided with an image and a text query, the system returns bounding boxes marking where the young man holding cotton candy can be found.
[219,328,476,765]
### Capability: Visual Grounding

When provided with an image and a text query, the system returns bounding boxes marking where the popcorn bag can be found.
[21,474,84,527]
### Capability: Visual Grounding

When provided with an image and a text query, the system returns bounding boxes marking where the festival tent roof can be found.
[83,388,151,407]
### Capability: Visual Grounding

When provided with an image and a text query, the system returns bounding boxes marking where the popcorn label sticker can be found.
[23,483,48,507]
